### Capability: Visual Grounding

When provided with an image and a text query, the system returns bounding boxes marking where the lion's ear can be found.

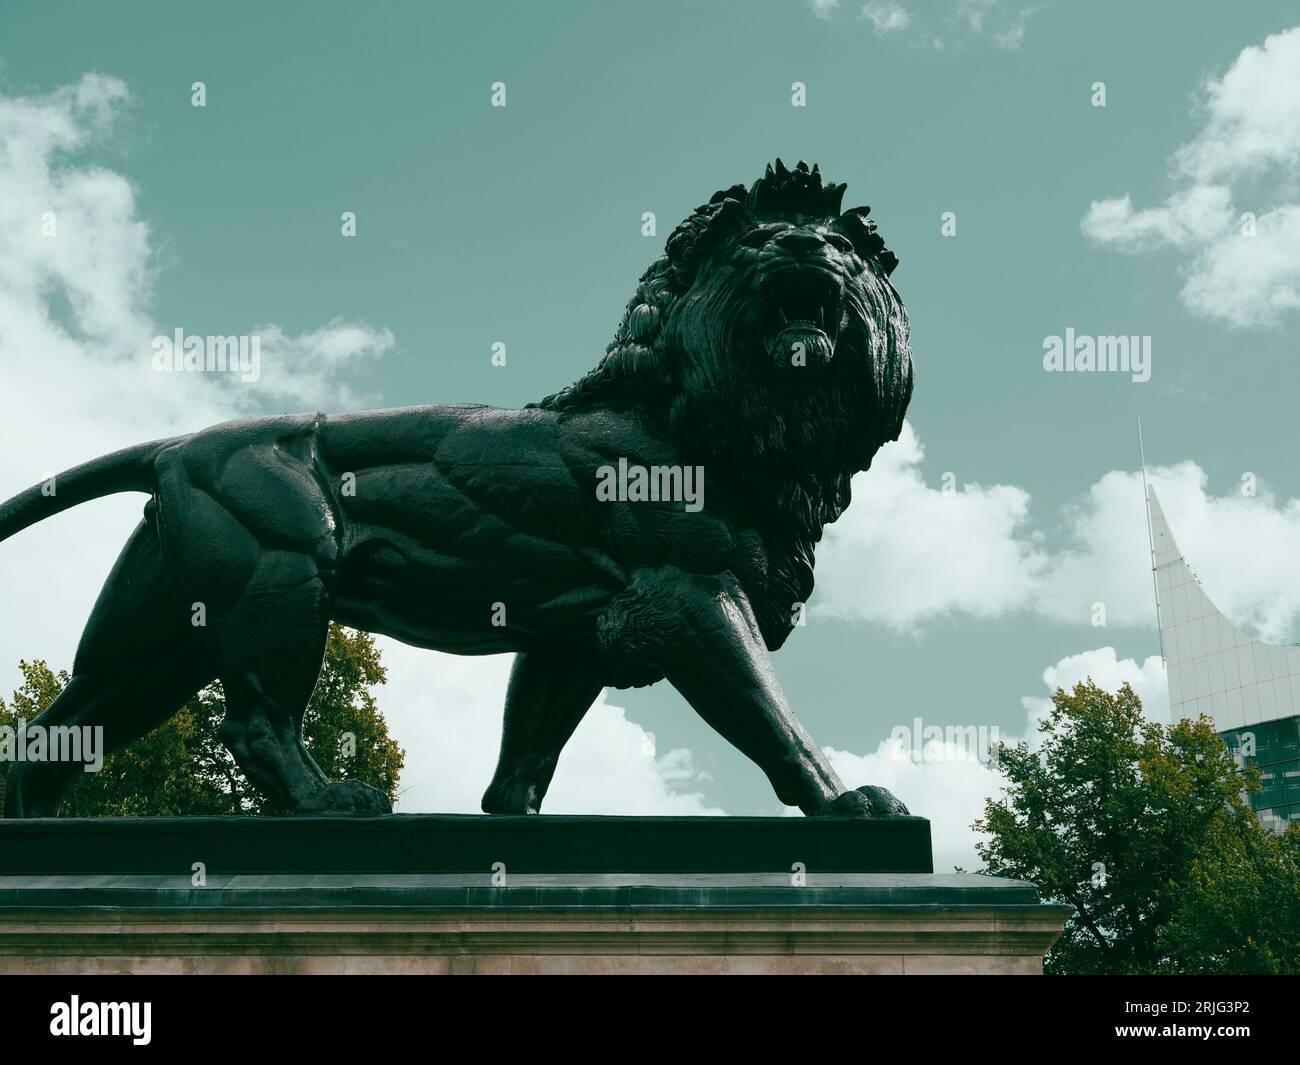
[665,215,706,286]
[709,183,747,205]
[839,207,899,277]
[665,198,750,286]
[697,198,749,248]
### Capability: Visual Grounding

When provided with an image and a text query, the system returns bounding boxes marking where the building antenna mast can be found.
[1138,417,1166,667]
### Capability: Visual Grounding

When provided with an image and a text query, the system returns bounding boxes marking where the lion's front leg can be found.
[482,651,604,814]
[621,568,907,817]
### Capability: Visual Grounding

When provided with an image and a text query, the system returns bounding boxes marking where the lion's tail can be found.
[0,436,186,545]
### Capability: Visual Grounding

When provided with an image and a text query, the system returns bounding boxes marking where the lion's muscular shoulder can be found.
[320,401,747,581]
[553,404,754,575]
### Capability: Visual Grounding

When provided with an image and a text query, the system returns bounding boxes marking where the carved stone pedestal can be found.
[0,815,1069,975]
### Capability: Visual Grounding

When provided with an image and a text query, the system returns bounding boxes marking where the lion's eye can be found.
[825,233,855,254]
[740,227,777,248]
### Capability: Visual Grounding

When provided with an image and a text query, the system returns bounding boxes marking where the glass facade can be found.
[1220,715,1300,830]
[1148,486,1300,833]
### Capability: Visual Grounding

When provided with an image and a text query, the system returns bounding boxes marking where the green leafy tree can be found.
[0,625,404,816]
[1159,799,1300,973]
[976,679,1300,974]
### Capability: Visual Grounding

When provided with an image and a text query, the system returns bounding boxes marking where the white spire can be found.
[1149,483,1300,731]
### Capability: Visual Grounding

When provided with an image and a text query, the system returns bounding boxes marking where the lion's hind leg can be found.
[3,521,214,817]
[2,657,212,816]
[207,549,389,814]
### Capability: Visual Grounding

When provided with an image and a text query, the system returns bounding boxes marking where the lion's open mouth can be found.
[762,267,844,370]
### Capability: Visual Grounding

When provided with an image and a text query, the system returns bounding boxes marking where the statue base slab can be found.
[0,812,934,875]
[0,816,1070,974]
[0,871,1068,975]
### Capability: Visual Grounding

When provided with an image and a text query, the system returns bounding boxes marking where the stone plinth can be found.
[0,812,934,875]
[0,815,1069,974]
[0,872,1068,974]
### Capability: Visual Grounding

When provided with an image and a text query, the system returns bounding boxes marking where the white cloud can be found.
[1082,27,1300,329]
[990,13,1033,50]
[951,0,1040,49]
[816,423,1048,630]
[816,423,1300,644]
[808,0,1037,49]
[375,642,725,815]
[0,73,396,492]
[1172,29,1300,185]
[1019,646,1169,733]
[1180,206,1300,326]
[0,76,398,688]
[821,740,1005,872]
[1038,464,1300,643]
[806,646,1168,872]
[253,319,394,409]
[954,0,1040,50]
[1080,185,1233,250]
[861,1,911,36]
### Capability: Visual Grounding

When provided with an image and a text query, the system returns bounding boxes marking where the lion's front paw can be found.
[823,784,910,818]
[301,779,392,816]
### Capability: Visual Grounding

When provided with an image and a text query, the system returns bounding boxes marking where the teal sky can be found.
[3,0,1299,862]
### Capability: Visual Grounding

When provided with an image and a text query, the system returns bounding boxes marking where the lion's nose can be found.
[772,230,826,257]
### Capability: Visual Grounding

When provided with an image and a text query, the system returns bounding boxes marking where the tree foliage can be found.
[976,679,1300,974]
[0,625,404,816]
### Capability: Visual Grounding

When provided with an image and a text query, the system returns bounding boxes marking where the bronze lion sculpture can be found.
[0,160,913,819]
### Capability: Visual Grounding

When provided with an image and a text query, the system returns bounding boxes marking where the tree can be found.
[0,625,404,816]
[976,679,1300,974]
[1159,799,1300,973]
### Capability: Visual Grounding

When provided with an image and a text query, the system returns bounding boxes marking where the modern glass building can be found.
[1148,486,1300,830]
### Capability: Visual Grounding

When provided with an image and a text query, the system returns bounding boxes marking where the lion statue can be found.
[0,159,913,819]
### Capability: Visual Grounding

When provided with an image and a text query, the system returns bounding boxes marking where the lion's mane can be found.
[535,160,913,643]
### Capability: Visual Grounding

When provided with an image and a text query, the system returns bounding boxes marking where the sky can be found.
[2,0,1300,871]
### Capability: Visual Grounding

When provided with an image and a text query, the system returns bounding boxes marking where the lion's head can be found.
[538,161,912,620]
[541,159,911,474]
